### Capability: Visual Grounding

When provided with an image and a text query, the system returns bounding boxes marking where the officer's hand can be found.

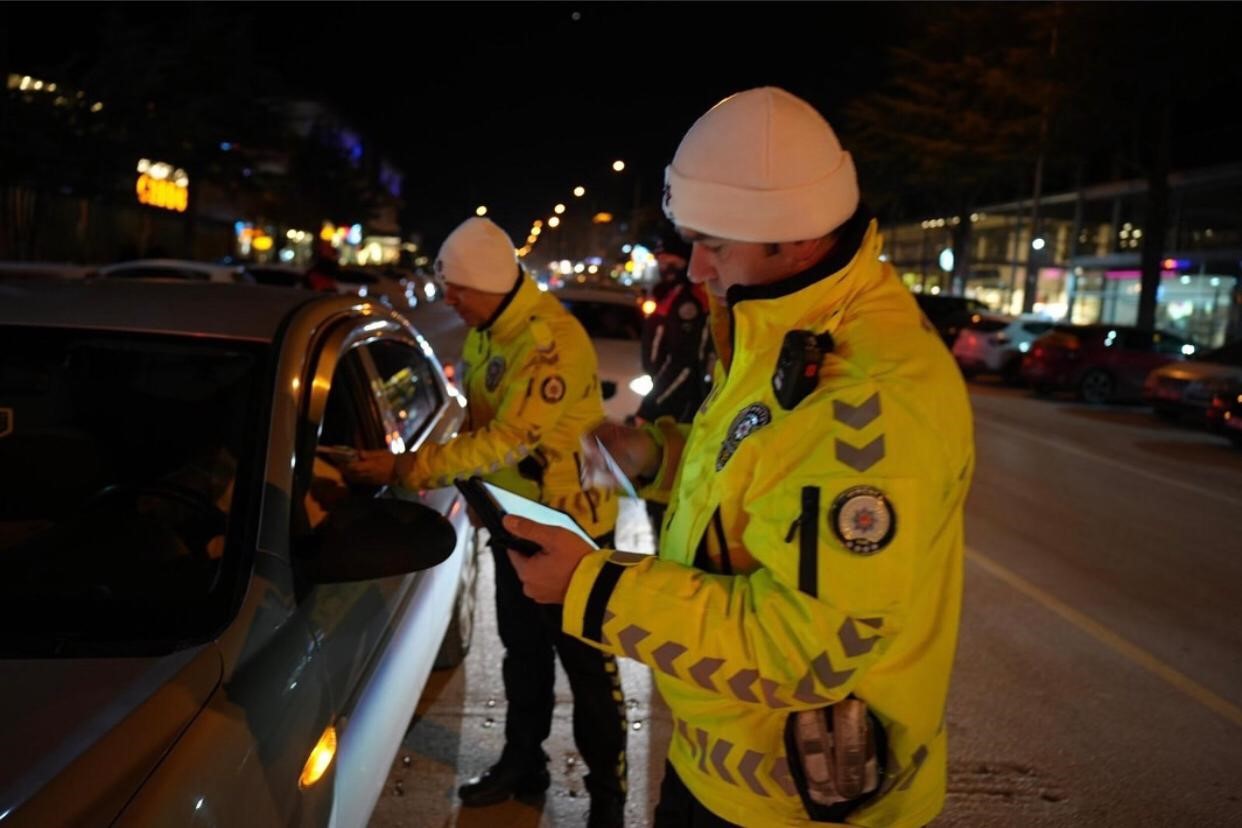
[503,515,594,604]
[592,421,660,481]
[339,449,397,486]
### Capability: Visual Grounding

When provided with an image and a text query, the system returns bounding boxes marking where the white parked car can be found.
[553,286,648,422]
[952,312,1055,383]
[97,258,251,284]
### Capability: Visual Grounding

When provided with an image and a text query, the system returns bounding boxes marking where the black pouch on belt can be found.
[783,697,887,822]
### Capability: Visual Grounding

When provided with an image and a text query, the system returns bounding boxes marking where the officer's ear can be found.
[781,234,838,270]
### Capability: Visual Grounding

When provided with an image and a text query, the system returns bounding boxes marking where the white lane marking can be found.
[974,415,1242,509]
[966,546,1242,729]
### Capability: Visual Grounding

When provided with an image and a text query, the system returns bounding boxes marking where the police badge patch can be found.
[541,375,566,403]
[716,403,772,470]
[485,356,506,391]
[830,486,896,555]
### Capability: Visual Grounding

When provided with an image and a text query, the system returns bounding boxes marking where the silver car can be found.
[0,280,479,827]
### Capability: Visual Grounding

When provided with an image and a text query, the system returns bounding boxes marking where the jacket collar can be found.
[481,269,542,342]
[711,208,885,373]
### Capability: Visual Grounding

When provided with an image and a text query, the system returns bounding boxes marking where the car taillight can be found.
[1032,346,1044,358]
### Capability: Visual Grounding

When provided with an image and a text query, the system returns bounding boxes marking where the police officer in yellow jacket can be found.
[503,88,974,827]
[342,217,628,828]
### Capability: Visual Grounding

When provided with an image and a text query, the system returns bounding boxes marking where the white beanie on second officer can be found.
[434,217,519,293]
[663,87,859,244]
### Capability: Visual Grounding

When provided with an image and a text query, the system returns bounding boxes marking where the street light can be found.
[476,205,488,217]
[1031,237,1046,251]
[554,203,566,215]
[612,160,625,173]
[548,216,561,228]
[573,186,586,197]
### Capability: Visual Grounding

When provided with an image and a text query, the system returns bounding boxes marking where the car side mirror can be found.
[307,496,457,584]
[601,380,618,400]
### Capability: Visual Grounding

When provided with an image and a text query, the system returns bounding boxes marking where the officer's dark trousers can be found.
[653,762,740,827]
[490,535,628,802]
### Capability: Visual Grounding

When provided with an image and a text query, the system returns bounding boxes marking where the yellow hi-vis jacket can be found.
[397,273,618,538]
[562,214,974,826]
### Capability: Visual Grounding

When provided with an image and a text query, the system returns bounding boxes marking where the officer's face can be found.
[682,234,791,299]
[681,230,836,299]
[444,282,506,328]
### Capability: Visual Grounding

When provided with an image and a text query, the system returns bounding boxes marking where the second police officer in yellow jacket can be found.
[504,88,975,827]
[342,216,628,828]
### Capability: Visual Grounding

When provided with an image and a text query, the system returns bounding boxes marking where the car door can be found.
[294,321,471,827]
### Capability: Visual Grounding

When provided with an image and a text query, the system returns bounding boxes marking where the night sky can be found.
[7,2,1241,249]
[5,2,893,244]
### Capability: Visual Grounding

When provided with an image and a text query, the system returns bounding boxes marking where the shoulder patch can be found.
[485,356,506,391]
[716,402,772,470]
[677,299,701,321]
[541,375,566,403]
[829,486,895,555]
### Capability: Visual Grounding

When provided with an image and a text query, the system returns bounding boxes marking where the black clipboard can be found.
[454,476,543,556]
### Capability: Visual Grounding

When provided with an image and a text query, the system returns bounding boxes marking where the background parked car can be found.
[1143,340,1242,422]
[336,266,418,310]
[952,312,1055,383]
[554,286,647,422]
[913,293,992,346]
[96,258,251,284]
[0,279,477,828]
[1021,324,1193,404]
[1205,381,1242,448]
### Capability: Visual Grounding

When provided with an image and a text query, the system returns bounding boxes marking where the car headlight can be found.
[630,375,653,396]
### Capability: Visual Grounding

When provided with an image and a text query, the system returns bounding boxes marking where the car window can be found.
[365,340,443,446]
[0,326,267,656]
[1118,329,1154,351]
[561,299,642,340]
[1152,331,1188,355]
[1021,322,1054,335]
[298,348,379,533]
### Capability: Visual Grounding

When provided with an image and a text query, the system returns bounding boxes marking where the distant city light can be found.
[612,160,625,172]
[1031,237,1046,251]
[573,186,586,197]
[476,205,488,217]
[548,216,561,228]
[554,203,566,215]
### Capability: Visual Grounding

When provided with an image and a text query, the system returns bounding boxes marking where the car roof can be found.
[98,258,242,277]
[0,279,331,342]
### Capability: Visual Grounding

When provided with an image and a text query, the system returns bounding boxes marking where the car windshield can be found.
[560,299,642,340]
[0,326,269,657]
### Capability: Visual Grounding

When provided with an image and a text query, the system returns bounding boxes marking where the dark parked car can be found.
[1206,381,1242,448]
[1021,324,1192,403]
[1143,340,1242,422]
[913,293,992,346]
[0,280,478,827]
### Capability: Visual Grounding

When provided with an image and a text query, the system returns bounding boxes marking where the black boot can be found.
[458,754,551,807]
[586,794,626,828]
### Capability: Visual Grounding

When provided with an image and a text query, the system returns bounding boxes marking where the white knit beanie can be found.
[434,217,519,292]
[663,87,859,244]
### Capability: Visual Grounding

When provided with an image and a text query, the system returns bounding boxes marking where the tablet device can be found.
[453,476,599,556]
